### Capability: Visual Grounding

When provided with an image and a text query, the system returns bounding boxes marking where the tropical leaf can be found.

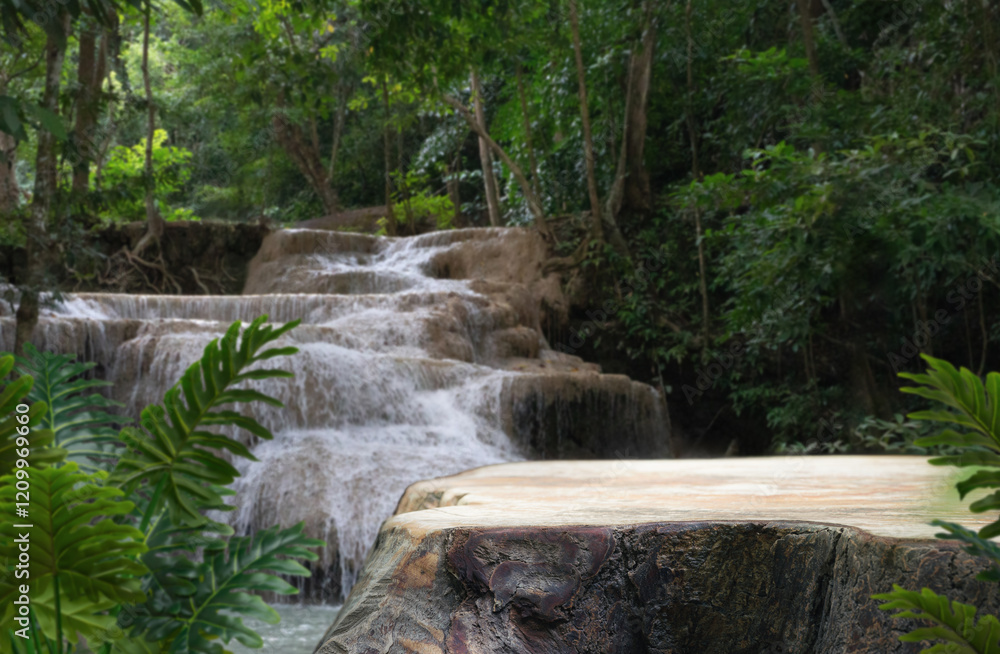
[14,344,130,473]
[901,355,1000,538]
[0,463,148,646]
[874,585,1000,654]
[0,354,64,477]
[110,316,300,526]
[135,523,322,654]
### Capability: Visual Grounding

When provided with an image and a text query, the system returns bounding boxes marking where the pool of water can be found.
[226,603,340,653]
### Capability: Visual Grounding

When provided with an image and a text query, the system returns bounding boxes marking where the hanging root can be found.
[103,246,183,294]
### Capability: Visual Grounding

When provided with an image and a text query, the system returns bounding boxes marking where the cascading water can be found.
[0,226,671,601]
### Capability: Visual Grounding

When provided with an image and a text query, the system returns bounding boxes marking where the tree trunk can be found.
[471,70,501,227]
[382,79,398,236]
[0,80,18,212]
[568,0,603,244]
[328,83,350,182]
[133,1,166,256]
[686,0,710,356]
[16,17,69,355]
[622,3,655,215]
[796,0,821,80]
[515,63,541,197]
[446,156,463,228]
[71,20,102,197]
[441,94,553,241]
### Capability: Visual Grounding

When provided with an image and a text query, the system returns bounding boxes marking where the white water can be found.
[226,603,340,654]
[0,228,533,599]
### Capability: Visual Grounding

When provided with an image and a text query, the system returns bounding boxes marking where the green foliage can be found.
[1,317,322,653]
[0,355,63,478]
[111,316,299,526]
[379,171,455,234]
[98,130,199,224]
[0,463,148,648]
[874,586,1000,654]
[138,524,321,653]
[14,344,128,473]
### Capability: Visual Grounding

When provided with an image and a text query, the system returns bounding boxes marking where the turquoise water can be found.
[227,604,340,653]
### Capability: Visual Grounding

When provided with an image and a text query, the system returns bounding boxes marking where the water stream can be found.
[0,227,669,603]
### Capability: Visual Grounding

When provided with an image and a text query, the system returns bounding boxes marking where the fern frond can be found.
[0,354,64,477]
[0,463,148,646]
[14,343,130,472]
[110,316,300,526]
[136,523,322,654]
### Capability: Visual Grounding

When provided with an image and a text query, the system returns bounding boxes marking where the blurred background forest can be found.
[2,0,1000,455]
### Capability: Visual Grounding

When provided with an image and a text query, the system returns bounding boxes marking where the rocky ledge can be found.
[315,456,1000,654]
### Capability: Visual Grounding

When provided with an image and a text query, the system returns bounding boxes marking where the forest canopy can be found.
[2,0,1000,453]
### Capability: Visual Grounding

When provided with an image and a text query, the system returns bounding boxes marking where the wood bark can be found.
[685,0,710,354]
[381,80,398,236]
[0,71,18,213]
[622,4,655,214]
[441,94,553,241]
[71,20,107,197]
[272,107,339,216]
[607,3,656,221]
[514,63,541,197]
[796,0,821,80]
[133,1,166,256]
[568,0,603,244]
[471,70,501,227]
[16,16,69,355]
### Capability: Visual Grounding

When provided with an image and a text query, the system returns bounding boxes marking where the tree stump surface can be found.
[316,456,1000,654]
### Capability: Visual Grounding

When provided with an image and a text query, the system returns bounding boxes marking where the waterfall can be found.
[0,227,670,600]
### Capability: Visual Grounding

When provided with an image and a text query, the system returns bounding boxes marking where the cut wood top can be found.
[393,456,990,540]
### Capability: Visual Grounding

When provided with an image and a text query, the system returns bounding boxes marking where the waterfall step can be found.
[317,456,1000,654]
[2,226,671,603]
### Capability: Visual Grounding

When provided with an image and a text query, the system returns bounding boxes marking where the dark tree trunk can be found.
[381,80,398,235]
[568,0,603,244]
[16,16,69,355]
[471,70,501,227]
[796,0,821,79]
[133,1,166,256]
[622,4,655,215]
[0,122,18,213]
[515,63,541,197]
[71,20,105,197]
[271,95,339,217]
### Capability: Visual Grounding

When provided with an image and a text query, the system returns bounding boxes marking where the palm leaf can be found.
[0,354,64,477]
[874,585,1000,654]
[136,523,322,654]
[14,343,130,473]
[0,463,148,646]
[110,316,300,526]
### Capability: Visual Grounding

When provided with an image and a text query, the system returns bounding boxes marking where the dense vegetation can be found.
[0,316,322,653]
[2,0,1000,453]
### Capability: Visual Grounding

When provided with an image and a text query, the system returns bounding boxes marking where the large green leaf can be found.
[136,523,322,654]
[15,344,130,473]
[0,463,147,646]
[874,585,1000,654]
[0,355,64,478]
[110,316,300,526]
[901,355,1000,538]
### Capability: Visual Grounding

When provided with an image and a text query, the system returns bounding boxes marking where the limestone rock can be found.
[317,457,1000,654]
